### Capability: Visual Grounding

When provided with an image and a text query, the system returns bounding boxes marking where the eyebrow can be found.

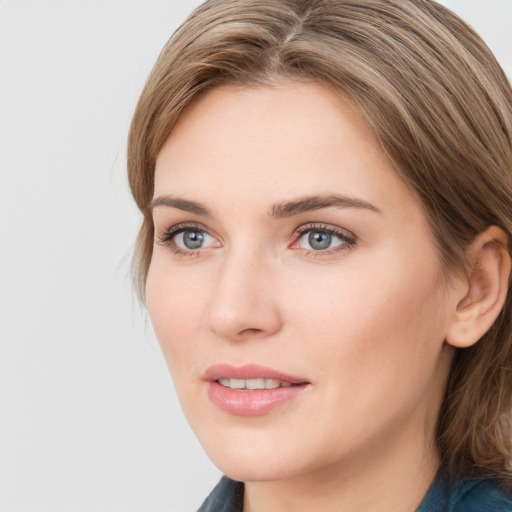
[269,194,381,218]
[150,193,380,218]
[150,196,213,217]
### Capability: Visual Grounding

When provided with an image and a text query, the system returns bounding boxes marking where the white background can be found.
[0,1,511,511]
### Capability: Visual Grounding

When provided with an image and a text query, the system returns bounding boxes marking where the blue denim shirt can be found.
[198,473,512,511]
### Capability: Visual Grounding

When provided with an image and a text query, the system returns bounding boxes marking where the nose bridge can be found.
[205,242,282,341]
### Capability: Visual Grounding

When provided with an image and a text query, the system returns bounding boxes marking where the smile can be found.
[205,364,310,416]
[217,378,294,390]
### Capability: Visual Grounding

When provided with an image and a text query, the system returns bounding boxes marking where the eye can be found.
[176,229,211,250]
[291,225,356,253]
[157,224,218,254]
[304,231,337,251]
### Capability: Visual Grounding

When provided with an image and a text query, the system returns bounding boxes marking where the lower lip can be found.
[207,381,308,416]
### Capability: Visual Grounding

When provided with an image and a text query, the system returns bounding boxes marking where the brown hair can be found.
[127,0,512,487]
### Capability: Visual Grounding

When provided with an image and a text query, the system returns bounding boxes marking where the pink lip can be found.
[204,364,310,417]
[204,364,308,384]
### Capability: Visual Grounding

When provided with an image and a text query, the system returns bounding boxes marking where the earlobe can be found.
[446,226,511,349]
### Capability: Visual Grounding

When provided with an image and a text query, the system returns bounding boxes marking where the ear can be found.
[446,226,511,348]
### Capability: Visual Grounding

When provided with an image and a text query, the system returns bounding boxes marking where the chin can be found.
[212,455,299,483]
[196,428,309,482]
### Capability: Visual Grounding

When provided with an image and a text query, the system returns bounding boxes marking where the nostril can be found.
[238,328,264,336]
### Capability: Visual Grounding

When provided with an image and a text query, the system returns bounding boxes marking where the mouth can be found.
[217,378,295,390]
[204,364,310,416]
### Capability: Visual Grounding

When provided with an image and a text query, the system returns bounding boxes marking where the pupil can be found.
[184,230,204,249]
[309,231,331,250]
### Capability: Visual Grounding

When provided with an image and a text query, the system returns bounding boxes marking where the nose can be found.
[205,249,283,342]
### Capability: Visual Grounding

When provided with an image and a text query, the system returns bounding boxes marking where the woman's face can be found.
[148,82,459,482]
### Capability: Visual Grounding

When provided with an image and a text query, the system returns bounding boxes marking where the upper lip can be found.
[204,364,309,384]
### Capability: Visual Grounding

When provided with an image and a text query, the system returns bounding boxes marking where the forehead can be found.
[153,81,417,219]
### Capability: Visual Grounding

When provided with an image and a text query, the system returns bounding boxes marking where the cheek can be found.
[274,251,450,456]
[285,245,447,389]
[146,255,212,376]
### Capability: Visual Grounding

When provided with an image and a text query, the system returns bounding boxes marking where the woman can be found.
[127,0,512,510]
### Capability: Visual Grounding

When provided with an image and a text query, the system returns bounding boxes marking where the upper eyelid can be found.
[290,224,358,254]
[156,221,357,247]
[158,222,353,235]
[155,222,213,245]
[156,223,218,255]
[293,223,357,239]
[158,221,211,236]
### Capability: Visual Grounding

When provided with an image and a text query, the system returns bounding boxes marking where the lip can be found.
[204,364,308,384]
[204,364,310,417]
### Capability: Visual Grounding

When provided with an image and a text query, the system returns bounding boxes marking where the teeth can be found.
[246,378,265,389]
[265,379,281,389]
[217,378,293,390]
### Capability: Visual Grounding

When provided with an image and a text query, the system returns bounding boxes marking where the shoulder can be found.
[418,473,512,512]
[450,479,512,512]
[197,476,244,512]
[198,474,512,512]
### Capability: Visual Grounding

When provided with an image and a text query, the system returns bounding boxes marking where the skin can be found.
[146,82,493,511]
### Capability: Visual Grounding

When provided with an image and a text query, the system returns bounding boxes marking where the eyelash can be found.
[291,224,357,256]
[156,222,213,257]
[156,222,357,257]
